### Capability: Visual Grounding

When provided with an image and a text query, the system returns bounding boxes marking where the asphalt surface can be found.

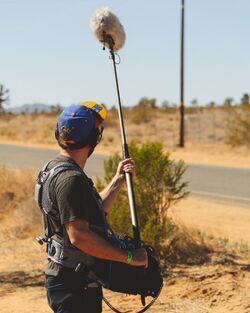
[185,164,250,207]
[0,143,105,178]
[0,143,249,207]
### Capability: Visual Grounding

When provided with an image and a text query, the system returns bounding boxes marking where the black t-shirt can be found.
[44,155,107,276]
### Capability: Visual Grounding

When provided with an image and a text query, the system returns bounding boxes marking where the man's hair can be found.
[56,133,84,151]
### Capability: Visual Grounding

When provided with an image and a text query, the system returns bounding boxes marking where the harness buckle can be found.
[75,262,86,273]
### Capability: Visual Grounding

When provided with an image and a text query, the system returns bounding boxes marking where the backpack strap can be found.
[35,161,83,239]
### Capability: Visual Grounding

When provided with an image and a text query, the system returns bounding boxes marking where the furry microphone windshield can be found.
[90,7,126,51]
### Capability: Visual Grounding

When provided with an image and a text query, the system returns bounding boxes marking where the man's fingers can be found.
[117,158,136,176]
[123,163,134,169]
[121,158,134,166]
[123,164,135,173]
[121,159,135,169]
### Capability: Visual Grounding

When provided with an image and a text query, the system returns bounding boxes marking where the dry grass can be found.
[0,167,40,239]
[0,113,57,146]
[0,108,234,148]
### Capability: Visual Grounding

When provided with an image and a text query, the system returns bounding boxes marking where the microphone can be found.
[90,7,126,51]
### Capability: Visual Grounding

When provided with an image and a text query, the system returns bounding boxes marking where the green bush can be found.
[97,142,189,253]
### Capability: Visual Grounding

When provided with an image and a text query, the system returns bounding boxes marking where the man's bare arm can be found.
[65,219,147,267]
[100,158,135,213]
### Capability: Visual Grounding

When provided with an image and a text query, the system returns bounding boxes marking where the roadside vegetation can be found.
[97,142,189,257]
[1,93,250,150]
[225,106,250,147]
[0,167,39,239]
[96,142,249,267]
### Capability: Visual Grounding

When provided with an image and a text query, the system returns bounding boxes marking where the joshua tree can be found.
[0,84,10,115]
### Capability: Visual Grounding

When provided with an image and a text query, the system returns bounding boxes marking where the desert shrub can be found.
[225,107,250,147]
[97,142,189,253]
[129,107,156,124]
[0,167,39,237]
[129,98,159,124]
[165,228,212,265]
[0,167,32,213]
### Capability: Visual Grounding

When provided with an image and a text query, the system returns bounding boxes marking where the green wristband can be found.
[126,251,133,265]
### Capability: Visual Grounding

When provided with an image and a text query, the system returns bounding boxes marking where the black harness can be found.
[35,161,98,271]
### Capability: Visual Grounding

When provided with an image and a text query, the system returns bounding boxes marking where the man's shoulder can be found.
[46,156,92,190]
[47,155,79,171]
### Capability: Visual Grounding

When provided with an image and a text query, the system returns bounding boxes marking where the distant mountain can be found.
[6,103,60,114]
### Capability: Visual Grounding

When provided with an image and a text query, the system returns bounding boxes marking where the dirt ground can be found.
[0,237,249,313]
[171,197,250,244]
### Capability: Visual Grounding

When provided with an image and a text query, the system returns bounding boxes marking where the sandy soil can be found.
[171,196,250,244]
[169,144,250,169]
[0,236,249,313]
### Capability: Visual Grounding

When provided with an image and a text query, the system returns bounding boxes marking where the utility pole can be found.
[179,0,185,147]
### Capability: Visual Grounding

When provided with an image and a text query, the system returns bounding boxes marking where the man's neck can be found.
[60,147,89,169]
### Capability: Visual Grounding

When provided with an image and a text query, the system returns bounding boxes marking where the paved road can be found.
[0,144,105,178]
[0,143,249,207]
[185,165,250,207]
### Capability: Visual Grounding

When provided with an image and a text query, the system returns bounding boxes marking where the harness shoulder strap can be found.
[42,162,83,216]
[36,161,83,239]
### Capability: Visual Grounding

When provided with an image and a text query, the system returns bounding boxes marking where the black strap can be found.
[41,162,84,239]
[43,213,52,239]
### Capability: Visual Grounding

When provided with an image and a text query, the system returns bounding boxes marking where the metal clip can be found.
[36,236,47,245]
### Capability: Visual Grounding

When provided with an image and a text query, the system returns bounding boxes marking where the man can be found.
[37,101,148,313]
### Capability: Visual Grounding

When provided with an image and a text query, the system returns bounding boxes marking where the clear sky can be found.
[0,0,249,108]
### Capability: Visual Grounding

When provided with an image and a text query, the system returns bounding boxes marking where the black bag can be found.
[89,234,163,298]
